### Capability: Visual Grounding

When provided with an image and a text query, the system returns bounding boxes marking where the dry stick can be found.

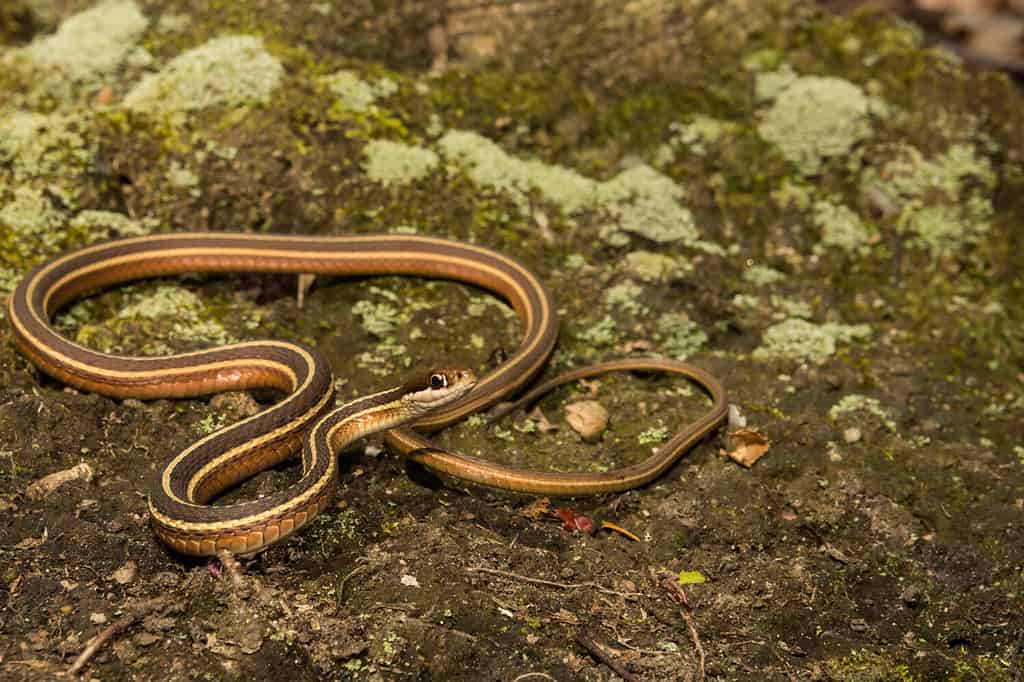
[658,574,706,682]
[67,596,170,676]
[1011,628,1024,682]
[575,631,639,682]
[466,567,645,598]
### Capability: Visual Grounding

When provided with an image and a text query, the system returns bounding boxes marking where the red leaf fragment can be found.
[556,508,596,534]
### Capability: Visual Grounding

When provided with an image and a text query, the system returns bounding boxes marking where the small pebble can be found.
[110,561,137,585]
[843,427,862,443]
[565,401,608,443]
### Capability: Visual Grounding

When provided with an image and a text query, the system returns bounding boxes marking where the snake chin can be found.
[403,366,477,411]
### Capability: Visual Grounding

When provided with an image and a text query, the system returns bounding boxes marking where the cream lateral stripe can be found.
[180,383,334,503]
[148,458,335,533]
[36,246,540,331]
[30,249,542,367]
[32,232,539,282]
[11,309,307,386]
[321,400,403,446]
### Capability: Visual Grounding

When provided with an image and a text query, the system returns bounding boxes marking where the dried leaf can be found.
[600,521,640,542]
[677,570,707,585]
[13,529,47,550]
[518,497,552,521]
[556,508,595,534]
[727,429,771,468]
[25,463,93,501]
[527,407,558,433]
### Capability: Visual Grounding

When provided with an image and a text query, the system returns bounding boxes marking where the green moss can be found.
[21,0,148,84]
[362,140,439,187]
[825,649,916,681]
[813,199,873,255]
[753,318,871,364]
[123,35,284,113]
[757,72,873,175]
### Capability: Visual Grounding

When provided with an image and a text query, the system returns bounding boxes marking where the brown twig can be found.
[575,631,639,682]
[658,573,706,682]
[67,596,170,676]
[466,566,644,598]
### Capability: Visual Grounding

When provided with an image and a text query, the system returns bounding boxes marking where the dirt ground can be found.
[0,1,1022,680]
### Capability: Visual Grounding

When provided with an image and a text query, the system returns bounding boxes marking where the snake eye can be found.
[429,373,446,389]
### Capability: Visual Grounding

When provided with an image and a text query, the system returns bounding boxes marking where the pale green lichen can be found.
[156,12,190,33]
[108,285,233,354]
[621,250,686,282]
[654,116,736,164]
[757,73,872,175]
[638,426,670,444]
[166,161,200,193]
[0,187,66,258]
[69,210,156,239]
[595,164,699,245]
[363,140,439,186]
[829,394,896,432]
[753,318,871,364]
[743,264,784,286]
[770,295,813,319]
[813,200,873,255]
[753,64,800,100]
[654,313,707,359]
[604,281,646,315]
[321,70,398,113]
[355,340,409,375]
[0,112,93,182]
[578,315,618,347]
[21,0,149,84]
[437,130,704,247]
[466,295,515,319]
[860,143,996,257]
[352,299,406,338]
[771,179,814,211]
[437,129,595,214]
[123,36,284,113]
[564,254,586,270]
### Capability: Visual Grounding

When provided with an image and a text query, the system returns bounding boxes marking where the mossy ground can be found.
[1,1,1022,680]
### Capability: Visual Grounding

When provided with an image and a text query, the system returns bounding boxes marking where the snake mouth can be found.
[403,366,478,412]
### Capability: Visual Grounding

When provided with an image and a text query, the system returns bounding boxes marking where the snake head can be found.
[401,366,477,412]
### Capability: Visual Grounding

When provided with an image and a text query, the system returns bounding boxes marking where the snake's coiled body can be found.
[8,232,727,555]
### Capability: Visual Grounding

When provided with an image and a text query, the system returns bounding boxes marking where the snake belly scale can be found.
[8,232,727,555]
